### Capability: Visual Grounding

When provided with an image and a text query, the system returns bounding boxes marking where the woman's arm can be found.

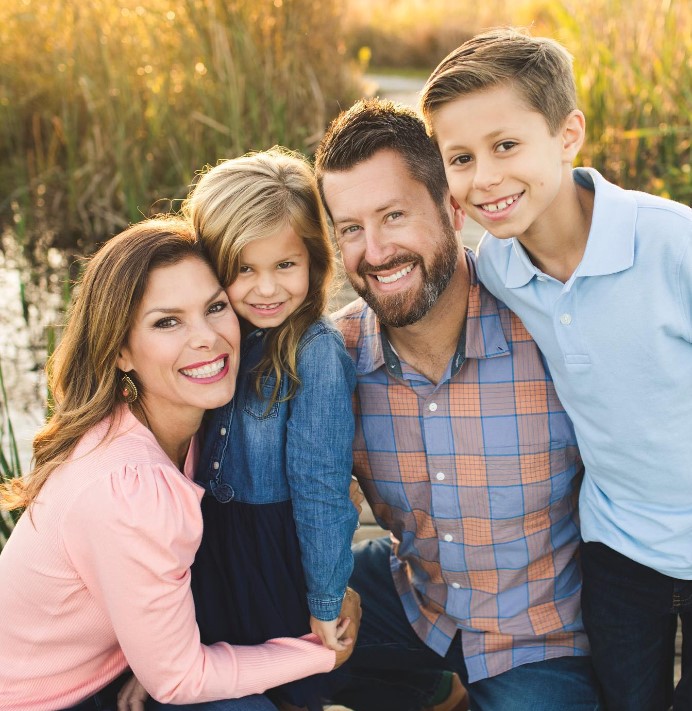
[62,464,336,704]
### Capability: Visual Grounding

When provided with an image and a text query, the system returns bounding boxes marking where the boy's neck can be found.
[518,176,595,284]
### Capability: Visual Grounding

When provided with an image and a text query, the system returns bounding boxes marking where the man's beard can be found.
[351,217,459,328]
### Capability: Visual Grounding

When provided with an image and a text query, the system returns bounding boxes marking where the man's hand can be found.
[350,477,364,517]
[117,673,149,711]
[331,587,362,669]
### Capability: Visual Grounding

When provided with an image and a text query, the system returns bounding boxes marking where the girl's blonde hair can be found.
[0,218,206,512]
[183,147,335,406]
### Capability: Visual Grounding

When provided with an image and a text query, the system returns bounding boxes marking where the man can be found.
[314,99,600,711]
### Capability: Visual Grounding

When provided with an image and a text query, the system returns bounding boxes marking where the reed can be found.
[0,361,22,548]
[346,0,691,203]
[0,0,357,252]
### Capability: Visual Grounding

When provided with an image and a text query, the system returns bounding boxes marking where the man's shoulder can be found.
[331,297,375,346]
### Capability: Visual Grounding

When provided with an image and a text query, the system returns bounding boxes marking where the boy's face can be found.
[431,83,582,242]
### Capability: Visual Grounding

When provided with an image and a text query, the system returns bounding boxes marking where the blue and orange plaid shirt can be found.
[333,251,589,682]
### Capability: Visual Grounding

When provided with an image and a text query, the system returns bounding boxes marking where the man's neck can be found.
[383,256,470,385]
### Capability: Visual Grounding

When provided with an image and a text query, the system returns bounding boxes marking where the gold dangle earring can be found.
[120,373,138,403]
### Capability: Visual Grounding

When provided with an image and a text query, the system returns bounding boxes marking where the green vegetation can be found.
[347,0,691,203]
[0,0,358,253]
[0,361,22,548]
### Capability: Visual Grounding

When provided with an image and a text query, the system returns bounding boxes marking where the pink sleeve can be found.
[62,464,335,703]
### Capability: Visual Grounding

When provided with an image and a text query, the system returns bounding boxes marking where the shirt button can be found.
[452,582,461,589]
[560,313,572,325]
[213,461,220,470]
[435,472,445,481]
[219,427,227,436]
[428,403,438,412]
[444,534,453,542]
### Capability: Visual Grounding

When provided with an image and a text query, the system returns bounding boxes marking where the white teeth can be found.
[375,264,414,284]
[481,194,520,212]
[252,303,281,310]
[181,359,225,378]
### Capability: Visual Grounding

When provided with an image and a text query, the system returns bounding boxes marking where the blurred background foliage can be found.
[0,0,689,257]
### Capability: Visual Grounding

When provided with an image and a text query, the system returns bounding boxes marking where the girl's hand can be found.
[310,615,349,651]
[117,673,149,711]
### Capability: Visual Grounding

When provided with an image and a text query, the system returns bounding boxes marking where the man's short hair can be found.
[314,98,448,214]
[421,27,578,136]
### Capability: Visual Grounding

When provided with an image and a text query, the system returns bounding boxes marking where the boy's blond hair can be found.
[421,27,578,136]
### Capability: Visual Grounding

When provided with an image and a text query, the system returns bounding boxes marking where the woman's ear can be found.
[562,109,586,162]
[116,346,133,374]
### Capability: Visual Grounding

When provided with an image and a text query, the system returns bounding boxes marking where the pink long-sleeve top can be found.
[0,407,334,711]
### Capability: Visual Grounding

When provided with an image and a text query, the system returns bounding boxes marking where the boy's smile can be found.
[432,83,583,247]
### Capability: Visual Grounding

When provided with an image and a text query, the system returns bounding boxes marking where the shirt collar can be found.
[504,167,637,288]
[357,250,508,377]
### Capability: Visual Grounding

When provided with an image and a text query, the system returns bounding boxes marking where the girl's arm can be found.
[286,324,359,624]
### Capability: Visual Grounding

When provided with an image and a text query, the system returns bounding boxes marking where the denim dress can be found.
[191,318,358,709]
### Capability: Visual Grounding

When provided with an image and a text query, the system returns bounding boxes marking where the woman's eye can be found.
[208,300,227,314]
[154,317,178,329]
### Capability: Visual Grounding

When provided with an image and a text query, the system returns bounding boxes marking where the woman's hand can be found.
[331,587,362,670]
[117,673,149,711]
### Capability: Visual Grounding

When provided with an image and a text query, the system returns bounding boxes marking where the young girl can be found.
[184,148,359,710]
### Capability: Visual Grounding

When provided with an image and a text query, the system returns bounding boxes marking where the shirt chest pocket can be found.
[483,442,575,518]
[242,374,281,420]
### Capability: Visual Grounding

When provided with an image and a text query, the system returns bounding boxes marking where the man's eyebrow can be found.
[332,202,400,225]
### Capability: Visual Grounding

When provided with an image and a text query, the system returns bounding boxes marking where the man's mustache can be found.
[356,253,420,279]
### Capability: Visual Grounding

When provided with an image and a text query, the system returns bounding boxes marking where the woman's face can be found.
[117,256,240,429]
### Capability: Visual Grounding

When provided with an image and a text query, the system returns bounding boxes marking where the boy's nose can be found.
[472,159,502,191]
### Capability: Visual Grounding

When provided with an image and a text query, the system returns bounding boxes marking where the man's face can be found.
[322,149,461,328]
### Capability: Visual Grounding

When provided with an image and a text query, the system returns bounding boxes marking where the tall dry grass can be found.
[0,0,357,252]
[347,0,691,204]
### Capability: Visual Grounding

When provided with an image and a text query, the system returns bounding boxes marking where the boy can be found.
[421,28,692,711]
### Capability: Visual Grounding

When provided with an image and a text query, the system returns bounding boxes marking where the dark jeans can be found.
[60,673,277,711]
[581,541,692,711]
[329,537,601,711]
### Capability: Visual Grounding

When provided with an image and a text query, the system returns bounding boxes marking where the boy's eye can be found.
[154,317,178,329]
[276,261,295,270]
[497,141,517,152]
[450,154,472,166]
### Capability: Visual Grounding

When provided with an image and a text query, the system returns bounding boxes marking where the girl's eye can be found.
[497,141,517,152]
[154,317,178,329]
[276,261,294,270]
[450,154,472,166]
[238,265,252,274]
[208,300,227,315]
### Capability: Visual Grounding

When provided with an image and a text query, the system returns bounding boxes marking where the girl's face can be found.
[117,256,240,431]
[227,224,310,329]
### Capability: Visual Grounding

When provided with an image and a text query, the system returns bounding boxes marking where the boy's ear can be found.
[561,109,586,162]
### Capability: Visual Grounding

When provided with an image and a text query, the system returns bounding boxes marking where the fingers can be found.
[117,674,149,711]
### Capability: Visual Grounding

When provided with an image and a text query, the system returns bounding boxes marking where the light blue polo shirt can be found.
[477,167,692,579]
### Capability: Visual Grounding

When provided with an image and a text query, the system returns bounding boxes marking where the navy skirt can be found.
[192,494,329,711]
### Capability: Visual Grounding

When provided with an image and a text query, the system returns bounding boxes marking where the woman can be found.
[0,218,359,711]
